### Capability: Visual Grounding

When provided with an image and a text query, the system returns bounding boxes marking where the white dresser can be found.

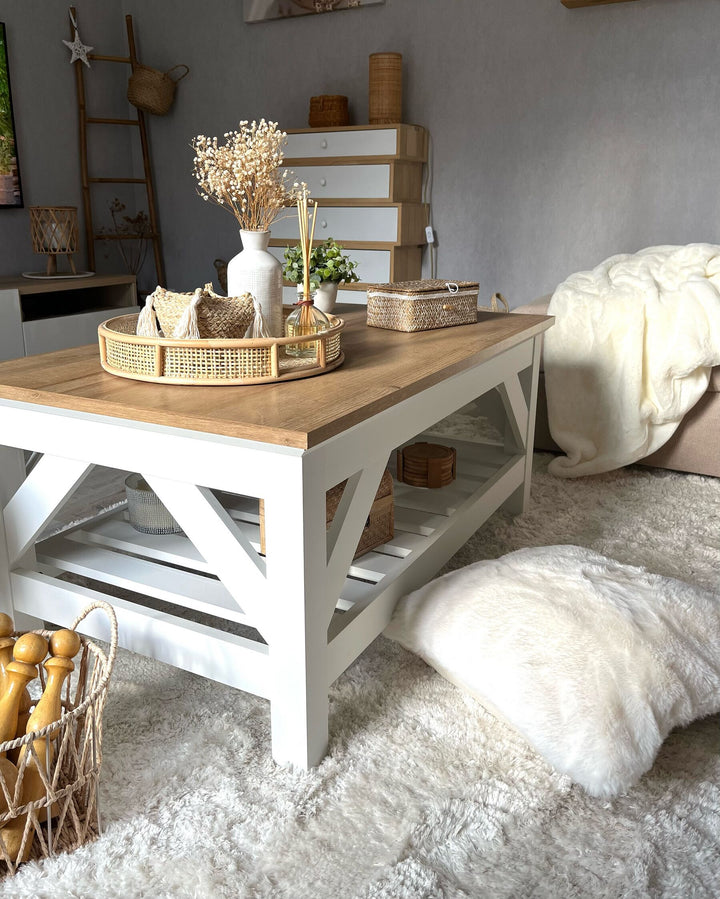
[271,124,429,305]
[0,274,138,361]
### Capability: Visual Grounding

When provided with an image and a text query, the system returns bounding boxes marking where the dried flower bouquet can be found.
[191,119,291,232]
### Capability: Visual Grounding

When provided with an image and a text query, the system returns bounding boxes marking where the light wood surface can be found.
[0,273,136,296]
[0,310,552,449]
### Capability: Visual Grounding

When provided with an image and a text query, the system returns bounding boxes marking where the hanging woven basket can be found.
[127,63,189,116]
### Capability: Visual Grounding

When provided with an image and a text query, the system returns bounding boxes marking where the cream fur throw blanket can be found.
[545,244,720,477]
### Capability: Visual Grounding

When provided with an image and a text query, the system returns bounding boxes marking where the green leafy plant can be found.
[283,237,360,288]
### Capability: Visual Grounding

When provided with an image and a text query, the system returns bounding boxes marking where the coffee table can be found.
[0,309,551,768]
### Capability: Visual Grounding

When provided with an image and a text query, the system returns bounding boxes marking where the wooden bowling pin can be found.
[0,634,47,750]
[18,629,81,827]
[0,615,34,758]
[0,634,47,865]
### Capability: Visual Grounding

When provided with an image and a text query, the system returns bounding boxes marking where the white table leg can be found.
[502,333,543,516]
[0,448,43,630]
[264,463,331,768]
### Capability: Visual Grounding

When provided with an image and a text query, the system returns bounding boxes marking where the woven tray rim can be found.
[98,311,346,386]
[99,310,345,348]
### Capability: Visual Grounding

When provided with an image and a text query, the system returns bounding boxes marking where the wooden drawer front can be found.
[285,129,397,159]
[271,205,426,245]
[285,164,391,199]
[23,305,138,355]
[272,206,398,243]
[270,247,393,284]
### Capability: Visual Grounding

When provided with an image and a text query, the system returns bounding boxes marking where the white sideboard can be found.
[0,274,138,361]
[273,124,429,305]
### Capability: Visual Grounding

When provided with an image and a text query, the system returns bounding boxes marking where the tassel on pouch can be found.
[244,295,272,339]
[136,289,161,337]
[172,288,203,339]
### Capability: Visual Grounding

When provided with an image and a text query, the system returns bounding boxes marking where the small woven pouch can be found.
[137,283,256,339]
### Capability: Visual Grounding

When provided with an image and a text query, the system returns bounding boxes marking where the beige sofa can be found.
[513,297,720,478]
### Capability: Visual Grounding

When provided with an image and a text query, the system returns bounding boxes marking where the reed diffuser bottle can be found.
[285,186,330,358]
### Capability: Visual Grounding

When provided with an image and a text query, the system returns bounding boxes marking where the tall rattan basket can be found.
[0,602,117,876]
[369,52,402,124]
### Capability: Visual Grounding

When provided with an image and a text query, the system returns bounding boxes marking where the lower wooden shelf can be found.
[26,434,522,688]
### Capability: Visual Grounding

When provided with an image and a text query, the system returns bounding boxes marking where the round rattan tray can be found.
[98,309,345,385]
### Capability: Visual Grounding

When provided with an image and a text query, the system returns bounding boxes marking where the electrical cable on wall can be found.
[422,131,437,279]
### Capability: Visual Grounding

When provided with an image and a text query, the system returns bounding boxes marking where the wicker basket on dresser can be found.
[269,124,429,306]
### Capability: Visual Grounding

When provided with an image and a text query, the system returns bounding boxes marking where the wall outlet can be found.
[425,225,435,244]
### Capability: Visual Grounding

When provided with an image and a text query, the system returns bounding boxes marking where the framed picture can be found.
[0,22,23,208]
[244,0,384,24]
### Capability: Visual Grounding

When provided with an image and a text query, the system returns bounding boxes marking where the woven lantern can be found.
[29,206,79,275]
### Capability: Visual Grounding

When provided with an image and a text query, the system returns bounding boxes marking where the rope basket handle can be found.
[490,292,510,313]
[165,64,189,82]
[0,601,119,754]
[70,600,119,680]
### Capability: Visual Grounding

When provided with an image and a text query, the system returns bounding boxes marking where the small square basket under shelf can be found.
[366,279,479,332]
[259,469,394,559]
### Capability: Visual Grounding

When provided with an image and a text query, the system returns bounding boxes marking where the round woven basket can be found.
[98,309,346,386]
[308,95,349,128]
[369,52,402,124]
[127,63,189,116]
[0,602,117,876]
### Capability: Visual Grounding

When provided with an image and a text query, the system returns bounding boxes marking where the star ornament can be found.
[63,29,93,67]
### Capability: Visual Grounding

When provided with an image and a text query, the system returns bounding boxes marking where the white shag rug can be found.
[3,452,720,898]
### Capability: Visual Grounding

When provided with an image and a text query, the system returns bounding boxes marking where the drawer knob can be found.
[320,139,328,149]
[442,304,456,312]
[321,220,328,229]
[319,177,327,187]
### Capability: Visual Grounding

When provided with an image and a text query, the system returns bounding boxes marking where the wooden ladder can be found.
[70,8,165,287]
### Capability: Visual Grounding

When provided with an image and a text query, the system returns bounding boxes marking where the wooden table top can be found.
[0,310,552,449]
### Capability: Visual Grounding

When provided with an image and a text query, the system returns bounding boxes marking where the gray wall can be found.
[2,0,719,307]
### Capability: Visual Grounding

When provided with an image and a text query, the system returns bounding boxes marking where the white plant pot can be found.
[226,230,283,338]
[313,281,339,314]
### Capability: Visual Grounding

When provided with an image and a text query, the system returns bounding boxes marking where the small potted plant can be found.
[283,237,360,313]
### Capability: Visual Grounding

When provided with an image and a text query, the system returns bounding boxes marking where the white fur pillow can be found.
[384,545,720,798]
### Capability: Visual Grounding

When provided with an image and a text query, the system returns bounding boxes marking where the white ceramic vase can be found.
[313,281,339,314]
[226,230,283,338]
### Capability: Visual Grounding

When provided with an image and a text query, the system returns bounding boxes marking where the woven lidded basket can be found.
[0,602,117,876]
[127,63,189,116]
[148,284,255,339]
[366,279,480,332]
[309,95,349,128]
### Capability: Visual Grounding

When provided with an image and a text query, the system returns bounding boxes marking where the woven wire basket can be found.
[0,602,117,876]
[98,309,346,385]
[125,474,182,535]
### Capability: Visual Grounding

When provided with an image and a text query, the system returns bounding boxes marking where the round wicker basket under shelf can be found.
[97,309,346,386]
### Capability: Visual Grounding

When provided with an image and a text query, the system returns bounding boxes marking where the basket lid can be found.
[367,279,479,296]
